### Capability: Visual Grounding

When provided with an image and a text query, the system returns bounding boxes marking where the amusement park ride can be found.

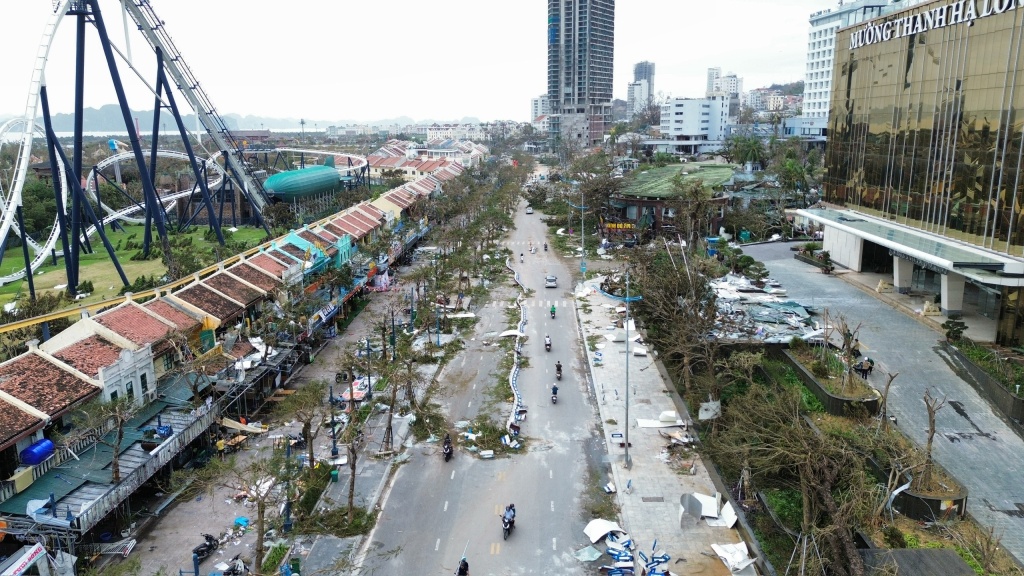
[0,0,368,298]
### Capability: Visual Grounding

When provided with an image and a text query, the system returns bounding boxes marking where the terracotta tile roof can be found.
[174,284,242,323]
[324,222,349,240]
[249,253,289,278]
[279,243,309,263]
[331,216,363,239]
[52,335,124,378]
[267,248,299,265]
[315,228,339,242]
[225,340,256,360]
[0,354,99,417]
[297,230,338,256]
[384,190,415,208]
[94,304,174,347]
[348,210,379,232]
[228,263,281,292]
[0,399,42,451]
[202,273,263,306]
[144,299,202,332]
[358,203,385,220]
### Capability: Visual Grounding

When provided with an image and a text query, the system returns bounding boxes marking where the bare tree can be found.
[921,388,947,490]
[877,372,899,433]
[277,379,329,467]
[220,452,296,576]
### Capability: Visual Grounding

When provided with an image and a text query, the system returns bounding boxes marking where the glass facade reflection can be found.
[825,1,1024,256]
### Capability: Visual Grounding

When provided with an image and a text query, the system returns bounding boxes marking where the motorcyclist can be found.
[550,304,556,318]
[543,242,548,251]
[555,361,562,376]
[544,335,551,348]
[457,557,469,576]
[520,253,524,263]
[552,384,559,396]
[503,504,516,530]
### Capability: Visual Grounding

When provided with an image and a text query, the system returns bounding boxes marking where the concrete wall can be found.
[823,227,864,271]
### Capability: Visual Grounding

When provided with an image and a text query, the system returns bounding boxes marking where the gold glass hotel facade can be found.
[804,0,1024,345]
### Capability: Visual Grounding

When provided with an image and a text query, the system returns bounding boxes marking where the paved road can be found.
[358,205,596,575]
[745,242,1024,561]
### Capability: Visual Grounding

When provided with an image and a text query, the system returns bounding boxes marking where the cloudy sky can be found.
[0,0,827,125]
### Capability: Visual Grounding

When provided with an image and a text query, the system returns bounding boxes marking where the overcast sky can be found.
[0,0,829,125]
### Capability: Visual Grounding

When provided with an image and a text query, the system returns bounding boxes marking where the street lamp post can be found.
[580,186,586,275]
[329,383,339,458]
[623,269,641,469]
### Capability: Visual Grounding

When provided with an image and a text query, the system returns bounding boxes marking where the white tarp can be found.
[711,542,757,575]
[498,330,526,338]
[221,417,266,434]
[637,418,685,428]
[699,401,722,421]
[583,519,624,543]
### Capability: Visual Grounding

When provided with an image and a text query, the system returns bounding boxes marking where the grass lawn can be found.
[0,223,270,307]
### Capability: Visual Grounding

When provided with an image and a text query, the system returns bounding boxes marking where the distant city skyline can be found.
[0,1,827,123]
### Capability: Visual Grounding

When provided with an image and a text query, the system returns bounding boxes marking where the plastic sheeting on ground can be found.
[221,417,266,434]
[711,542,757,575]
[573,545,603,562]
[584,519,625,543]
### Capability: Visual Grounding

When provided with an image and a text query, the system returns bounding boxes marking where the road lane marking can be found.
[553,538,557,551]
[549,470,553,479]
[435,539,440,551]
[451,470,455,480]
[444,501,448,512]
[495,504,502,515]
[468,401,472,408]
[490,542,501,555]
[550,500,554,512]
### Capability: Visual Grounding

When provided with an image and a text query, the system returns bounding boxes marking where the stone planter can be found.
[865,457,968,521]
[942,341,1024,430]
[769,347,880,417]
[794,253,833,273]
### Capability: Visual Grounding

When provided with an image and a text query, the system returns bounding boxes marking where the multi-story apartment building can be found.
[655,95,729,155]
[530,94,549,122]
[546,0,616,148]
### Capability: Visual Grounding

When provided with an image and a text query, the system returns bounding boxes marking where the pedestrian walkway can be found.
[576,277,747,574]
[744,243,1024,564]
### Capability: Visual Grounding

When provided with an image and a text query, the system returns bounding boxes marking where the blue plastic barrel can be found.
[20,439,55,465]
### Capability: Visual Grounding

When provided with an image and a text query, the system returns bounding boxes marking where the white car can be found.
[525,207,534,214]
[544,275,557,288]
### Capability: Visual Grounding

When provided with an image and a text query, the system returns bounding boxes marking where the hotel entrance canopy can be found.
[798,208,1024,287]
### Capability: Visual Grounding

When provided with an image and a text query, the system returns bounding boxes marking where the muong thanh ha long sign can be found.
[850,0,1024,49]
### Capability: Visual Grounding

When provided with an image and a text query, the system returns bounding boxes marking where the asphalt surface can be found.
[357,205,596,576]
[744,242,1024,563]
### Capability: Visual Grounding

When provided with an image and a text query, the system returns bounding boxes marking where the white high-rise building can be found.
[657,95,729,154]
[705,67,721,97]
[713,73,743,98]
[627,80,650,120]
[804,0,929,120]
[531,94,549,121]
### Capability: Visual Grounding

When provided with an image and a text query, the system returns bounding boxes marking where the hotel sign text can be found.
[851,0,1024,49]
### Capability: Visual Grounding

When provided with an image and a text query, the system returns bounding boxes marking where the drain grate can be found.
[641,496,664,503]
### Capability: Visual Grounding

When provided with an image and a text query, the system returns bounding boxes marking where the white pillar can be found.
[941,272,966,316]
[893,256,914,294]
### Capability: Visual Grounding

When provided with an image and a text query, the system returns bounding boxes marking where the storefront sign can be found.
[850,0,1024,49]
[888,249,948,275]
[2,543,46,576]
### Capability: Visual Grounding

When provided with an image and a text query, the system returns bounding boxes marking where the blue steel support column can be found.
[147,58,163,247]
[86,0,168,257]
[39,86,75,291]
[69,8,88,292]
[15,206,36,300]
[155,47,224,243]
[41,108,130,289]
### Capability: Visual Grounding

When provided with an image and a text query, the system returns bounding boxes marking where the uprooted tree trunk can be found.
[921,388,947,490]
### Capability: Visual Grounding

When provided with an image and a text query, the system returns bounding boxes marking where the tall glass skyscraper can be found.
[806,0,1024,345]
[547,0,615,150]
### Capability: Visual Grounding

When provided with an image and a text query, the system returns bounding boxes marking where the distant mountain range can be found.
[2,105,483,132]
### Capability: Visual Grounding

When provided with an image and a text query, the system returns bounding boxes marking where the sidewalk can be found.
[576,277,743,575]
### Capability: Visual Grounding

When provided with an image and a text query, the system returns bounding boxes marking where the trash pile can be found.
[710,273,819,343]
[579,520,672,576]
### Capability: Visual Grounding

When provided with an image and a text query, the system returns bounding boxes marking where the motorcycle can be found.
[552,386,559,404]
[223,554,248,576]
[443,441,453,462]
[545,340,551,352]
[502,515,515,540]
[555,367,562,381]
[550,309,556,319]
[543,243,548,251]
[192,533,219,561]
[287,433,307,450]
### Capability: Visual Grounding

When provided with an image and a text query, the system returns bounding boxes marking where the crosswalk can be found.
[477,299,572,309]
